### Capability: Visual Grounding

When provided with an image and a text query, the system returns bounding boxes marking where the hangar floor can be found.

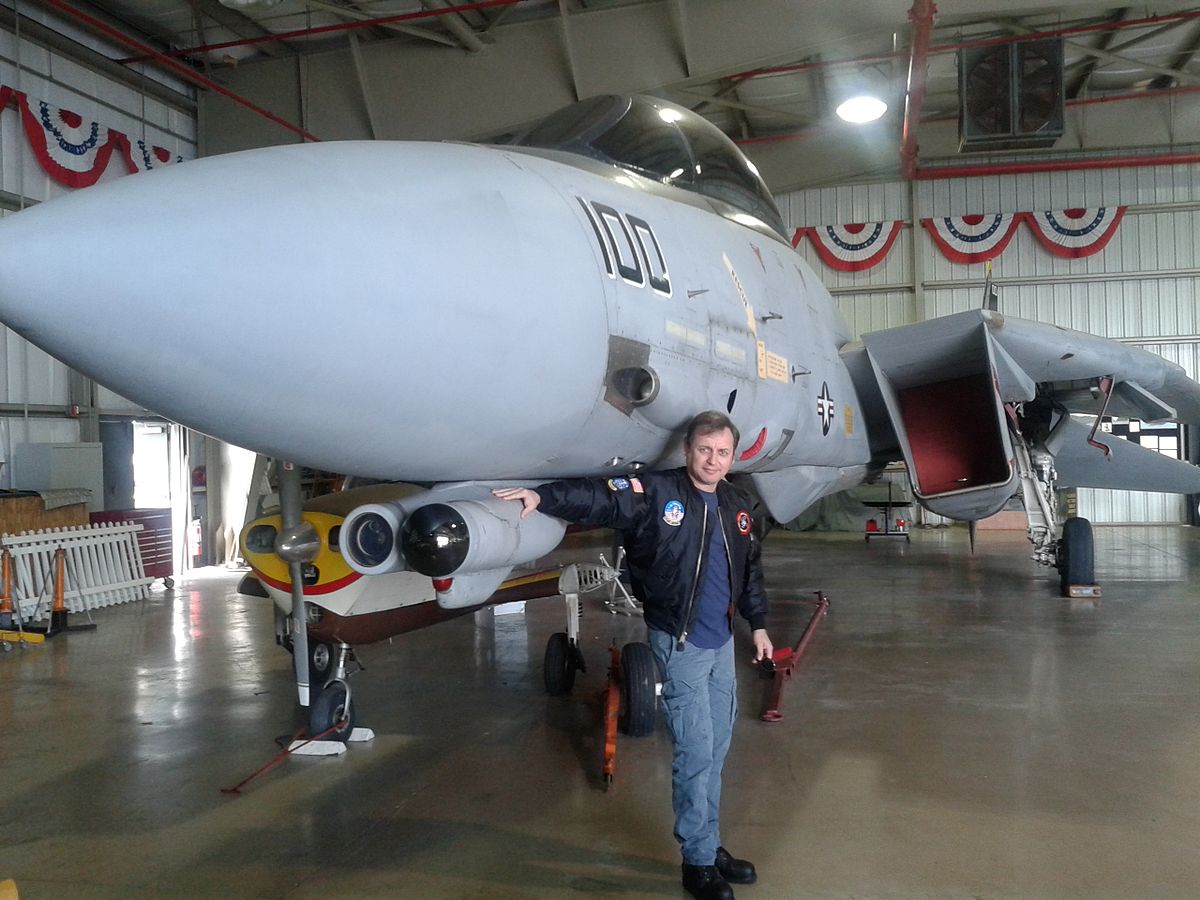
[1,525,1199,899]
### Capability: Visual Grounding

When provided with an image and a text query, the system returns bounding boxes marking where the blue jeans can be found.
[648,628,737,867]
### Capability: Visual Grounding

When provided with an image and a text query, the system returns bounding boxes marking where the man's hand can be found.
[752,628,773,664]
[492,487,541,519]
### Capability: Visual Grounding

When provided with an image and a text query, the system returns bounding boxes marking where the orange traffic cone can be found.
[29,547,94,637]
[0,548,12,629]
[48,548,68,634]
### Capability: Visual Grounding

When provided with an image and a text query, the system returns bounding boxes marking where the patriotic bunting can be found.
[791,206,1129,270]
[17,94,130,188]
[121,138,184,173]
[1025,207,1126,258]
[796,221,904,272]
[921,212,1027,264]
[1,86,187,189]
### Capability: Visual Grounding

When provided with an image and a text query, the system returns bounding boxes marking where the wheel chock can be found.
[0,877,18,900]
[287,726,374,756]
[287,739,347,757]
[1066,584,1102,599]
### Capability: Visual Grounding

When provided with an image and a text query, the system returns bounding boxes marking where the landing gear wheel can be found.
[309,640,334,690]
[308,679,355,742]
[544,632,578,695]
[619,642,657,737]
[1058,516,1094,596]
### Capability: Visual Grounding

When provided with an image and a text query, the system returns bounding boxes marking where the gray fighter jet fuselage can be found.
[0,94,1198,617]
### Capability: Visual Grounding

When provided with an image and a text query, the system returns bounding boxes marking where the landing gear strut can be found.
[1013,405,1101,598]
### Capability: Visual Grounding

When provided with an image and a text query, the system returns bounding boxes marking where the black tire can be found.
[1058,516,1095,595]
[544,632,577,695]
[308,679,355,742]
[619,642,657,737]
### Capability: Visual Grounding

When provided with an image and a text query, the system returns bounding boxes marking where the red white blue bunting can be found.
[1,85,186,189]
[1025,207,1126,258]
[795,221,904,272]
[17,93,131,188]
[921,213,1027,264]
[120,138,184,173]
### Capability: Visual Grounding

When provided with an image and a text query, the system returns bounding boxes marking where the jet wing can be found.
[1049,419,1200,493]
[982,310,1200,423]
[849,309,1200,521]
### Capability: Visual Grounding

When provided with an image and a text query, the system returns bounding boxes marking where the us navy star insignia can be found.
[817,382,834,436]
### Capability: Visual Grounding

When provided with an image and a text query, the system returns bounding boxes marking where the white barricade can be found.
[3,523,153,621]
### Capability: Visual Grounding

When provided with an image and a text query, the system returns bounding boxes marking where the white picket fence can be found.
[3,523,153,621]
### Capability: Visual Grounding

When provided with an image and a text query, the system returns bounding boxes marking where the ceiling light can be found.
[836,95,888,124]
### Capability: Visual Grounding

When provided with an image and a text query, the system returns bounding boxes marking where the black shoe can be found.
[681,864,735,900]
[715,847,757,885]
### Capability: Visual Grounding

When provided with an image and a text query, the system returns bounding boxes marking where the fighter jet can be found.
[0,94,1198,737]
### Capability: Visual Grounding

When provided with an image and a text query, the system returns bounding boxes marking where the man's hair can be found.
[684,410,740,449]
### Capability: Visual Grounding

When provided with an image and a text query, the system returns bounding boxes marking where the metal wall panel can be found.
[835,291,918,339]
[1,327,68,405]
[778,161,1200,524]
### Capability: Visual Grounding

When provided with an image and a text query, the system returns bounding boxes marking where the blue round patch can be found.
[663,499,685,527]
[608,477,630,492]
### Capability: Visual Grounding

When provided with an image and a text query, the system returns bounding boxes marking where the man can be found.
[495,410,772,900]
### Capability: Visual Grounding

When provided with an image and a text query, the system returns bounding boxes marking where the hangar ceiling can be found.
[18,0,1200,190]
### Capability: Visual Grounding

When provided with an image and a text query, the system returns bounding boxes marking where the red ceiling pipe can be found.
[900,0,937,181]
[120,0,528,65]
[730,9,1200,84]
[35,0,320,142]
[915,152,1200,180]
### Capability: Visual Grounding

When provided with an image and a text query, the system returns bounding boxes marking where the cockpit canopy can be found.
[514,95,787,240]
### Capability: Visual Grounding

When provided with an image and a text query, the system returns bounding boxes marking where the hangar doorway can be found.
[99,418,190,578]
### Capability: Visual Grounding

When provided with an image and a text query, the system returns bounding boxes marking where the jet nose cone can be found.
[0,141,610,478]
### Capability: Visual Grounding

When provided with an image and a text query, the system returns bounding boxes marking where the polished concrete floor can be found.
[2,525,1199,899]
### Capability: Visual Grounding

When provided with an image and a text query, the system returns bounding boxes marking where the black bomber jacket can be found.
[534,468,768,646]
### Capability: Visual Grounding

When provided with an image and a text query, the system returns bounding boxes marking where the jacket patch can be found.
[608,478,630,491]
[736,510,752,535]
[662,499,685,526]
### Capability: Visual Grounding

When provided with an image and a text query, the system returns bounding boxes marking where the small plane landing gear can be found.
[309,678,355,741]
[544,631,585,695]
[1057,516,1100,598]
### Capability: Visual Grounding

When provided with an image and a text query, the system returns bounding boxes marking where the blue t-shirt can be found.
[688,491,732,649]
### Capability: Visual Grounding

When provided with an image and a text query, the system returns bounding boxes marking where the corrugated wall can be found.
[779,163,1200,524]
[0,20,197,482]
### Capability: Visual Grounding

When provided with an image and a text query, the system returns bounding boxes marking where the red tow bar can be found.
[760,591,829,723]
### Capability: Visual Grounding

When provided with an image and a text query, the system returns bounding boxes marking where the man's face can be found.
[684,427,736,492]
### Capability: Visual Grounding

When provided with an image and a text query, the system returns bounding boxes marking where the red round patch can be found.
[736,510,751,535]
